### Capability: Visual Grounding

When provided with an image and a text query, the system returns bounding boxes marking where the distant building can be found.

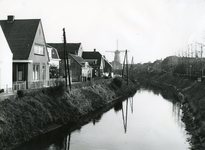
[82,49,112,77]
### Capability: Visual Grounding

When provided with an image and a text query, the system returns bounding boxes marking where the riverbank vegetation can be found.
[0,77,136,150]
[135,72,205,149]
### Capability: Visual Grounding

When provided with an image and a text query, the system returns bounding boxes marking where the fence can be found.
[28,78,65,89]
[13,81,26,91]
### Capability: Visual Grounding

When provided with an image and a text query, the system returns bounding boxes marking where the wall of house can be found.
[78,44,83,57]
[59,57,82,82]
[69,57,81,82]
[0,26,13,92]
[104,60,112,73]
[0,51,13,92]
[28,21,49,88]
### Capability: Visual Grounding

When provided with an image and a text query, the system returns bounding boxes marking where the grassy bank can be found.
[0,77,136,150]
[136,73,205,149]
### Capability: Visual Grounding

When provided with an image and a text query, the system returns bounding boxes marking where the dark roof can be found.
[47,43,81,59]
[0,19,40,60]
[69,54,85,66]
[82,51,102,66]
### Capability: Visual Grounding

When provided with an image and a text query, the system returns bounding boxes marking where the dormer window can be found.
[34,44,44,55]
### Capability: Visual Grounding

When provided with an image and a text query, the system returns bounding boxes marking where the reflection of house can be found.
[82,49,109,77]
[47,43,91,82]
[0,16,50,89]
[0,25,13,92]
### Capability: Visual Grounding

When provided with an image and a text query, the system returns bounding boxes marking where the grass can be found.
[0,77,137,150]
[136,72,205,149]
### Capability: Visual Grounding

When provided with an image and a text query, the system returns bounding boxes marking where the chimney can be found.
[94,49,96,52]
[7,15,15,23]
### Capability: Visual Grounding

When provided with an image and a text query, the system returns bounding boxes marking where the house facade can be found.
[47,44,61,68]
[48,43,92,82]
[0,25,13,92]
[82,49,109,77]
[0,16,50,89]
[47,44,61,78]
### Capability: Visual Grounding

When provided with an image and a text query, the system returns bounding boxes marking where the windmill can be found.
[106,40,129,70]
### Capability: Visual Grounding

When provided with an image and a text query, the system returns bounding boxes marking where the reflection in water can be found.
[92,114,103,125]
[129,97,133,113]
[121,99,128,133]
[65,133,71,150]
[121,97,134,133]
[114,97,134,133]
[141,83,185,130]
[13,85,190,150]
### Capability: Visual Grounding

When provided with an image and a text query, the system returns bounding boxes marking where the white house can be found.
[0,25,13,92]
[47,44,61,68]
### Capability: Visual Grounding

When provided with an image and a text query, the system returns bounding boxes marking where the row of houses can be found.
[0,15,112,92]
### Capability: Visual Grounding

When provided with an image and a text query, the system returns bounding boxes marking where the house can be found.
[47,43,83,57]
[82,49,112,77]
[47,44,61,78]
[47,44,61,68]
[0,16,50,89]
[69,54,92,81]
[0,24,13,92]
[102,55,113,77]
[47,43,92,82]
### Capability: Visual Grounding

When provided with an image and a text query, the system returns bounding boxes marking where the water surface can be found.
[14,89,190,150]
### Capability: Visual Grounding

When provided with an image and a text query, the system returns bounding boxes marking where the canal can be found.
[13,88,190,150]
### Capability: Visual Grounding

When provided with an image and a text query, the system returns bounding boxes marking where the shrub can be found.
[112,77,122,88]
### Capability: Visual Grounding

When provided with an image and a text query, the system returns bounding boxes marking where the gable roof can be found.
[0,19,40,60]
[47,44,60,59]
[47,43,81,58]
[82,51,102,66]
[69,53,85,66]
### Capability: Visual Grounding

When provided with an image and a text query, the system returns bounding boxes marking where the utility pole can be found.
[63,28,72,90]
[126,50,129,85]
[122,50,129,85]
[63,28,68,88]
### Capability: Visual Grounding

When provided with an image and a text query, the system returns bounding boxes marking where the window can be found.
[42,65,45,80]
[33,64,40,80]
[34,44,44,55]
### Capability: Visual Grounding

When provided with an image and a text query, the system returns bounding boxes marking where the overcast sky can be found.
[1,0,205,63]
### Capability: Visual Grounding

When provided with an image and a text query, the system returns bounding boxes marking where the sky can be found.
[1,0,205,64]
